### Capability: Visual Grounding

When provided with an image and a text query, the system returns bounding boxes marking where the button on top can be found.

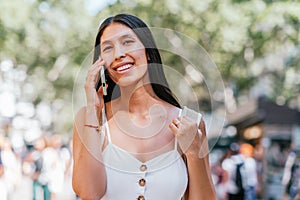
[139,178,146,186]
[140,164,147,172]
[137,195,145,200]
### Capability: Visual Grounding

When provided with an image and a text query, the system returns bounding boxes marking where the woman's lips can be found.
[114,63,133,74]
[116,64,132,71]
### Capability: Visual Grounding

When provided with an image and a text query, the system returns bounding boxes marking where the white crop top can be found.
[100,111,189,200]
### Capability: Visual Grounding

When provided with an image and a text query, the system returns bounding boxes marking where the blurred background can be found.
[0,0,300,199]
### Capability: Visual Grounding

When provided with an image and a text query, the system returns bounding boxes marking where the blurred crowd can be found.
[211,141,300,200]
[0,134,77,200]
[211,142,261,200]
[1,132,300,200]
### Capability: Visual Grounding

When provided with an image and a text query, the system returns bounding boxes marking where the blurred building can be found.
[227,96,300,146]
[225,96,300,200]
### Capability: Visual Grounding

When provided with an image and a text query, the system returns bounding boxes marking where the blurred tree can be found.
[97,0,300,109]
[0,0,97,136]
[1,0,300,137]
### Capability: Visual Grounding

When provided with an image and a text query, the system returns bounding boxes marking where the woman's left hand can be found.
[169,116,202,157]
[169,117,199,154]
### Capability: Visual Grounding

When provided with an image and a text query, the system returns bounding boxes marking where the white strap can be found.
[174,137,178,150]
[104,122,111,143]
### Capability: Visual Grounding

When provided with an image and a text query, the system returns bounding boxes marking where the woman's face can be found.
[100,23,148,87]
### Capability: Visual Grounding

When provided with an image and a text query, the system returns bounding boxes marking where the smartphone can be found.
[95,66,107,96]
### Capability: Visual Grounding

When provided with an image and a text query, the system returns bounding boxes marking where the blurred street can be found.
[0,118,299,200]
[1,0,300,199]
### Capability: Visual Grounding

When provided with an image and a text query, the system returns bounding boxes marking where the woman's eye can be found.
[124,40,134,45]
[103,46,112,52]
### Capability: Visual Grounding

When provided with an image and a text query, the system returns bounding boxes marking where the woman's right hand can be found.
[84,57,106,109]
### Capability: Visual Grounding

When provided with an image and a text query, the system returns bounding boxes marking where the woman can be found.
[72,13,216,200]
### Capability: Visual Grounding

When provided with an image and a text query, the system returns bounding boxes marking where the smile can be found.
[115,64,133,72]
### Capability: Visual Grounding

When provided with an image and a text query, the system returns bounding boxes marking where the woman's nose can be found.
[114,45,126,60]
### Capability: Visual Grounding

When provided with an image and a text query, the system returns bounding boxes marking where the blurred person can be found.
[44,134,66,200]
[222,143,246,200]
[48,134,77,200]
[19,159,34,199]
[282,149,300,200]
[253,142,264,198]
[64,138,81,200]
[0,137,22,199]
[211,151,230,200]
[266,142,288,168]
[72,13,216,200]
[222,142,258,200]
[0,148,8,200]
[56,138,78,200]
[29,136,51,200]
[239,143,258,200]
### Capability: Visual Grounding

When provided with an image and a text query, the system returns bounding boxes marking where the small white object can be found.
[181,106,202,126]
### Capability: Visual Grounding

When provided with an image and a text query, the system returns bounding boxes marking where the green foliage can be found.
[98,0,300,107]
[1,0,300,136]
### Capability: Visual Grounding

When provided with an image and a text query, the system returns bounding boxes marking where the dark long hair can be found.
[93,13,181,108]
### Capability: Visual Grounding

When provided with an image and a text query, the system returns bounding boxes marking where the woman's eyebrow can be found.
[119,33,136,40]
[101,40,111,46]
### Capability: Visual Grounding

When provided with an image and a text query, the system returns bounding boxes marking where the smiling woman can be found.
[72,13,216,200]
[100,23,149,88]
[93,14,181,105]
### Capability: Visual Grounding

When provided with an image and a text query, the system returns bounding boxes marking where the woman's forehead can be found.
[100,23,137,44]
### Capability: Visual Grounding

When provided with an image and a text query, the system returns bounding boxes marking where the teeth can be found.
[116,64,131,71]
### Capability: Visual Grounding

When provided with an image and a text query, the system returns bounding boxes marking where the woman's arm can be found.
[72,58,107,200]
[170,117,216,200]
[185,119,216,200]
[72,106,107,200]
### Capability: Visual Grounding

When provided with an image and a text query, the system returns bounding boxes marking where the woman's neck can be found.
[106,83,170,135]
[117,83,159,114]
